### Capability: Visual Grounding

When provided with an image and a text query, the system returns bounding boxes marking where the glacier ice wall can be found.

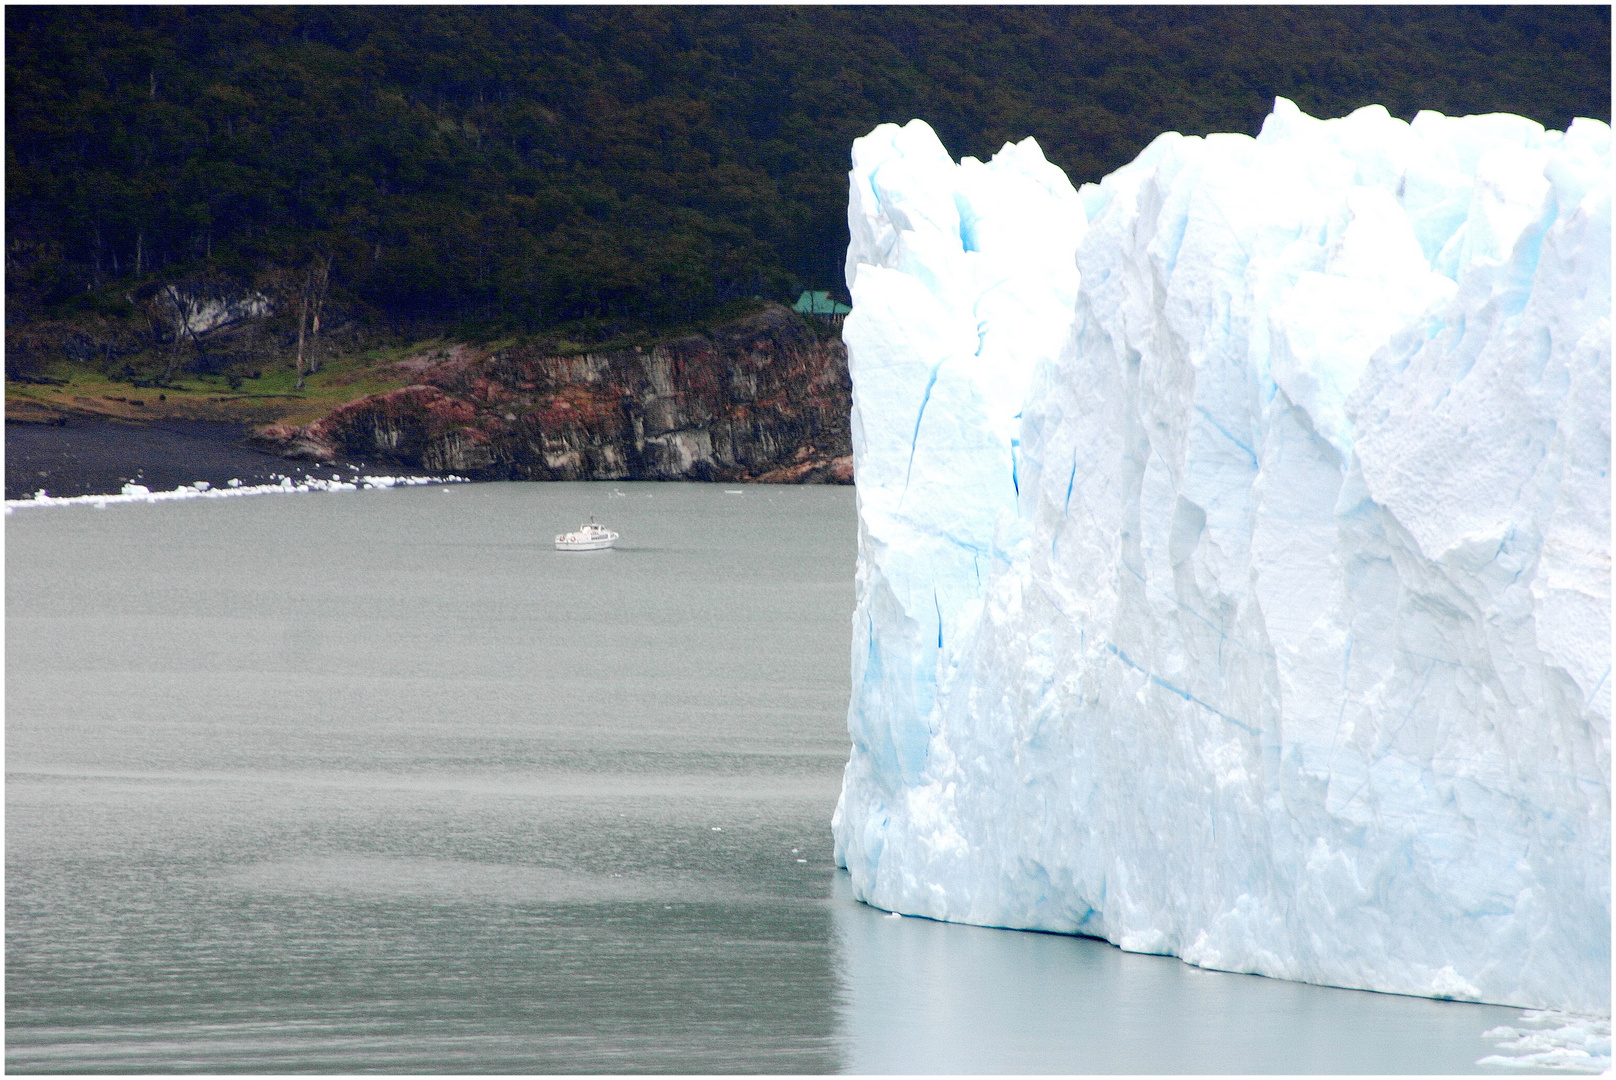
[833,101,1611,1014]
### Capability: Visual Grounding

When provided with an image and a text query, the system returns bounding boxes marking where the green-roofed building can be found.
[793,290,851,324]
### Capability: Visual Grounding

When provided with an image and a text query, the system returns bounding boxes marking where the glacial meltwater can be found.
[6,481,1554,1072]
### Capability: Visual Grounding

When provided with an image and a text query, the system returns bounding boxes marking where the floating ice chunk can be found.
[1479,1011,1613,1073]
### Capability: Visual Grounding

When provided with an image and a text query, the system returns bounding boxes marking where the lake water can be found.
[6,481,1548,1073]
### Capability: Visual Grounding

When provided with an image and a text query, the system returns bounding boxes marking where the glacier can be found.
[832,99,1611,1015]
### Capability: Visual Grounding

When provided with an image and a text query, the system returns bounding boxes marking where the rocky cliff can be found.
[251,304,852,483]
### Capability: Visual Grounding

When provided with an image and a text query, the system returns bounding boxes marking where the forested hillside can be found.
[8,5,1610,341]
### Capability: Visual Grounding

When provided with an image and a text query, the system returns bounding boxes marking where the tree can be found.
[292,258,330,390]
[5,6,1609,343]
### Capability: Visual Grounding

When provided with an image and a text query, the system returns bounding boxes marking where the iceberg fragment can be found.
[834,101,1611,1014]
[1479,1010,1613,1073]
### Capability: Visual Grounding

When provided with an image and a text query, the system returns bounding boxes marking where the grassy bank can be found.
[4,297,789,430]
[6,338,459,427]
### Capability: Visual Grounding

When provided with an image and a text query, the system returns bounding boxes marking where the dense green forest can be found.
[7,5,1610,340]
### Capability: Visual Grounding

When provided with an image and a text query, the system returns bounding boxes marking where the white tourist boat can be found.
[555,518,618,551]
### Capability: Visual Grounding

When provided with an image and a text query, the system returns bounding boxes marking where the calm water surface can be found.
[7,481,1541,1072]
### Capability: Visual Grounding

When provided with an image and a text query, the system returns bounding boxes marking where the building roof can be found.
[793,290,851,315]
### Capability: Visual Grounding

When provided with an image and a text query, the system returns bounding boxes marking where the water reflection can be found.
[831,873,1530,1074]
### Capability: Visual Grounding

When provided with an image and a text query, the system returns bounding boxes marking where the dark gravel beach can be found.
[5,419,379,501]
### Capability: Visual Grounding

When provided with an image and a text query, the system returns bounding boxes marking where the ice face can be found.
[834,101,1610,1015]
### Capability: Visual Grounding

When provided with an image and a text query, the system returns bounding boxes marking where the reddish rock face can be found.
[253,304,853,483]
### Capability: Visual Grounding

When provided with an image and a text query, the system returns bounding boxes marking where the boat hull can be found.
[555,537,616,551]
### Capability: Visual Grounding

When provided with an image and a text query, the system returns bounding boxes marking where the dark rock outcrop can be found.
[252,304,853,483]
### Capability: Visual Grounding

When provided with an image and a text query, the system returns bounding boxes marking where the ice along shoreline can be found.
[4,472,470,512]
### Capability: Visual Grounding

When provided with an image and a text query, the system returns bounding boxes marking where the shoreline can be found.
[6,472,464,511]
[4,417,381,501]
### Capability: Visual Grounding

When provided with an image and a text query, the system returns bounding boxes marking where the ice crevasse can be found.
[833,98,1611,1015]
